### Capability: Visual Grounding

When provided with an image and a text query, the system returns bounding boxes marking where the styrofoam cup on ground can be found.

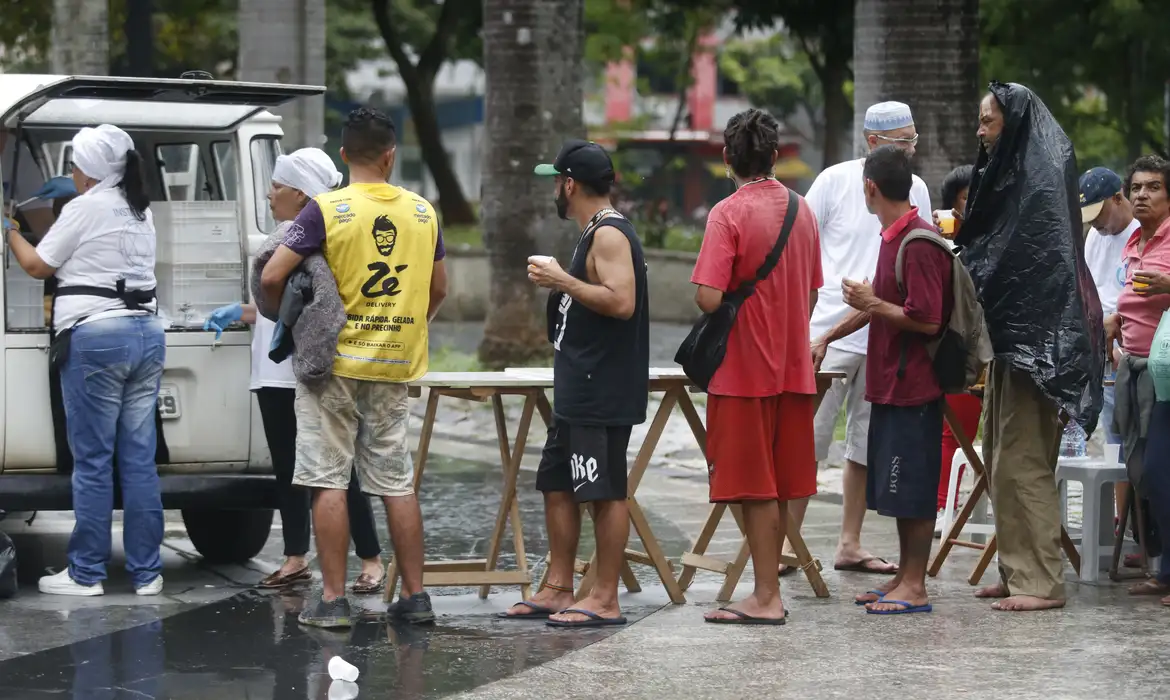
[1104,443,1121,465]
[328,656,359,683]
[328,679,360,700]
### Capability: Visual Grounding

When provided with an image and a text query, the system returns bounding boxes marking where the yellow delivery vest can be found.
[316,182,438,383]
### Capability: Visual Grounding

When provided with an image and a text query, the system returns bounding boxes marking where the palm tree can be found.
[51,0,109,75]
[237,0,326,150]
[852,0,980,193]
[478,0,585,368]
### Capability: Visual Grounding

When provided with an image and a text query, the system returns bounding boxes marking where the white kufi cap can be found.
[864,101,915,132]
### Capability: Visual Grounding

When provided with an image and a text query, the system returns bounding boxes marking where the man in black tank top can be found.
[497,140,649,627]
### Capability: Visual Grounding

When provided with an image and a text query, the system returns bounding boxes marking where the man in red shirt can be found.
[690,108,823,624]
[819,145,953,614]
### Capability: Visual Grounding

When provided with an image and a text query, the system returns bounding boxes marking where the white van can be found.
[0,74,326,564]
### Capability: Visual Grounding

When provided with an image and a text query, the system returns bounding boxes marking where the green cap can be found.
[533,139,614,185]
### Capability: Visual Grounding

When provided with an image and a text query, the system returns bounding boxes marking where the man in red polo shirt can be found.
[818,145,952,614]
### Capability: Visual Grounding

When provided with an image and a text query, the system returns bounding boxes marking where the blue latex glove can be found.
[29,176,77,201]
[203,303,243,340]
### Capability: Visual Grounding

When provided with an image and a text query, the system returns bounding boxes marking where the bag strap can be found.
[895,227,955,295]
[729,186,800,301]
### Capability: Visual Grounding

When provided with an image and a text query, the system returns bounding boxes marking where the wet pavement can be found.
[1,322,1166,698]
[0,588,654,699]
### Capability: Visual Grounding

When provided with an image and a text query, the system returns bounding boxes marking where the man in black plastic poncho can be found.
[951,82,1104,612]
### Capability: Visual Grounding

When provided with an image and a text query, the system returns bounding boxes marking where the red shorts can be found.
[706,393,817,502]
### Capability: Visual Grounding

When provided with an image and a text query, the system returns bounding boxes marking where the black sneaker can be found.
[298,595,353,629]
[388,591,435,625]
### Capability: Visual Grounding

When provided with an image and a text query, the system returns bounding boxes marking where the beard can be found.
[555,188,570,220]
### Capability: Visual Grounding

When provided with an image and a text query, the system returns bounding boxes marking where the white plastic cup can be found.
[328,656,360,683]
[1104,443,1121,466]
[328,679,360,700]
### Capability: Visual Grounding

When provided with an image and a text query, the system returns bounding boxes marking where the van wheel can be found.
[181,508,273,564]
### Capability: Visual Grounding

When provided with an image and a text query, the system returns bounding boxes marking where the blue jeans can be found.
[61,315,166,587]
[1146,401,1170,584]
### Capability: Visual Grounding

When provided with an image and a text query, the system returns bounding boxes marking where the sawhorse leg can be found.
[575,386,688,604]
[929,400,990,577]
[676,384,830,600]
[479,392,537,600]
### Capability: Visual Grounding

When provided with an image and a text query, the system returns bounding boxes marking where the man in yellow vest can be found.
[261,107,448,628]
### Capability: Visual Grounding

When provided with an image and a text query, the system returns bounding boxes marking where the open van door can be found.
[0,75,325,473]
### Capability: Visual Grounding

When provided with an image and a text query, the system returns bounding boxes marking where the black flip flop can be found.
[834,557,898,575]
[545,608,627,628]
[705,606,787,626]
[496,600,556,619]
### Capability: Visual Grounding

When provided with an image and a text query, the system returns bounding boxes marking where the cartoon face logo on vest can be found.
[372,215,398,256]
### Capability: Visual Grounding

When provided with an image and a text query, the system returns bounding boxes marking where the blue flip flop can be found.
[854,590,886,606]
[866,599,933,615]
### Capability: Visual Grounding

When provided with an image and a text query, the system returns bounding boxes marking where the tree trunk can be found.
[819,56,850,168]
[237,0,326,150]
[124,0,154,78]
[853,0,980,195]
[400,71,478,225]
[478,0,585,369]
[51,0,109,75]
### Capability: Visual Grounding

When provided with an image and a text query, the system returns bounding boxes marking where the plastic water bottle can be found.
[1060,421,1087,458]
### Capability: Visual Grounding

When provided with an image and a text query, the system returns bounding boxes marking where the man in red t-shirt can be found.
[819,145,952,615]
[690,108,823,625]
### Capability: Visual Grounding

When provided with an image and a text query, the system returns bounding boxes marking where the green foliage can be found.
[0,0,377,90]
[981,0,1170,164]
[428,345,484,372]
[719,34,820,139]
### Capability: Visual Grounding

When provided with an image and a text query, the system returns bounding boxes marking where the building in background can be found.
[343,21,816,224]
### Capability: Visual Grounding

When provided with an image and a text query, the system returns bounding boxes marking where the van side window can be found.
[157,144,213,201]
[250,137,280,234]
[212,142,238,201]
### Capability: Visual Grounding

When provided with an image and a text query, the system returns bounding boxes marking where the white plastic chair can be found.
[939,445,995,546]
[1055,455,1128,582]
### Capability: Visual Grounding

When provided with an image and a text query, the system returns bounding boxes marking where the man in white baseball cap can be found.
[781,102,933,585]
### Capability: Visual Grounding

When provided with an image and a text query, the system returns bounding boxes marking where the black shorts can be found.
[866,401,943,520]
[535,421,632,503]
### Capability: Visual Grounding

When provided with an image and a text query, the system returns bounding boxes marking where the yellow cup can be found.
[935,210,956,237]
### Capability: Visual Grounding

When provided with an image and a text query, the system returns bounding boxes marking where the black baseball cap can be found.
[1078,167,1123,223]
[533,139,615,187]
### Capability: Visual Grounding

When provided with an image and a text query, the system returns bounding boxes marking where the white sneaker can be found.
[136,576,164,596]
[38,569,104,597]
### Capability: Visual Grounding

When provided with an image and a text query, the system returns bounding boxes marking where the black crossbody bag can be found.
[675,187,800,391]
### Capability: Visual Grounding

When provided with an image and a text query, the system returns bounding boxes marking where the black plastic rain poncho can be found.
[956,81,1104,432]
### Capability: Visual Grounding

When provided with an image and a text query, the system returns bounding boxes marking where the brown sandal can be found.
[351,572,385,595]
[258,565,311,589]
[1127,579,1170,596]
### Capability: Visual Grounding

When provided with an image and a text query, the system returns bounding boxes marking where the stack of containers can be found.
[152,201,244,327]
[5,256,47,329]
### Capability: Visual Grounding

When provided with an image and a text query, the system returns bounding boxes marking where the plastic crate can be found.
[152,201,242,265]
[5,264,46,329]
[156,262,244,327]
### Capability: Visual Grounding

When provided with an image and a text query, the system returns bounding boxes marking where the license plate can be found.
[157,384,181,420]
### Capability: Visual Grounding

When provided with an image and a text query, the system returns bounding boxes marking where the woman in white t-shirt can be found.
[6,125,166,598]
[204,149,385,592]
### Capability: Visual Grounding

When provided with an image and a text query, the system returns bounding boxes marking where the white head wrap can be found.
[71,124,136,190]
[271,148,343,198]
